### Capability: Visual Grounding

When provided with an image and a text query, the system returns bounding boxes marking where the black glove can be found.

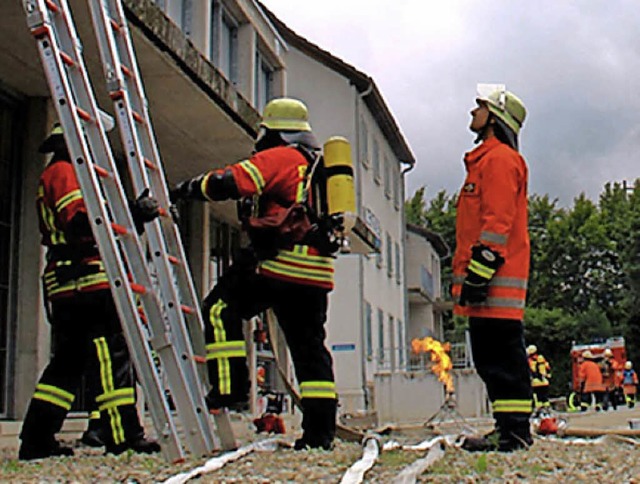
[458,244,504,306]
[169,175,207,203]
[130,188,160,234]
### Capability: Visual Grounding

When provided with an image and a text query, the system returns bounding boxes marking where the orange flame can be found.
[411,337,454,393]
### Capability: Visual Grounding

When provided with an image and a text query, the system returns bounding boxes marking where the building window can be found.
[0,94,21,417]
[397,319,405,368]
[388,315,395,370]
[395,242,401,284]
[376,234,383,269]
[359,119,369,168]
[392,163,400,209]
[254,49,273,113]
[210,1,238,84]
[372,138,380,184]
[364,301,373,359]
[384,155,391,199]
[377,308,384,364]
[386,233,393,278]
[180,0,193,37]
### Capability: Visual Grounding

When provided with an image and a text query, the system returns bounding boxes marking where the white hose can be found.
[339,437,380,484]
[162,438,279,484]
[392,438,446,484]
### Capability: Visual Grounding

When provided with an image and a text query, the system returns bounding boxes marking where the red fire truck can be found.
[569,336,626,393]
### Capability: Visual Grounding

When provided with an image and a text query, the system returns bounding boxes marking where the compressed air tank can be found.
[323,136,356,233]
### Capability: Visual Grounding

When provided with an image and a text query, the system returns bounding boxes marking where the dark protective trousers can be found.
[469,317,533,437]
[20,291,143,449]
[202,261,336,445]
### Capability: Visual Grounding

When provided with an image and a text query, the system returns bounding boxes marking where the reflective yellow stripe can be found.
[206,341,247,359]
[94,337,125,444]
[33,383,75,410]
[468,259,495,279]
[200,172,214,201]
[277,249,334,268]
[209,299,232,395]
[492,399,532,413]
[300,381,336,399]
[238,160,265,194]
[96,388,136,410]
[56,189,82,212]
[296,165,306,202]
[260,259,334,283]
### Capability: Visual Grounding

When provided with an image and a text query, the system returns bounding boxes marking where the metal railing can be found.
[375,340,473,373]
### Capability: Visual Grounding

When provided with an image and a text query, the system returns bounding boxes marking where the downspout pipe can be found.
[356,80,372,410]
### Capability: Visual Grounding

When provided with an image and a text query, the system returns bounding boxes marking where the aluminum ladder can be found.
[23,0,236,462]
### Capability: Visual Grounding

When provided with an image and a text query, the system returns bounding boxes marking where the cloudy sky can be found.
[260,0,640,206]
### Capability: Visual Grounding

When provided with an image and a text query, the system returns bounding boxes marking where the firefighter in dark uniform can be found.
[171,98,338,450]
[19,123,161,460]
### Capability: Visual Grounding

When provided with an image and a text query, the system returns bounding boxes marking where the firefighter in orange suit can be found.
[453,85,533,452]
[527,345,551,413]
[19,123,160,460]
[622,361,638,408]
[601,348,621,410]
[578,350,605,411]
[171,98,338,450]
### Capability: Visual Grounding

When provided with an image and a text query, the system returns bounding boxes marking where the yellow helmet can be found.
[476,84,526,136]
[626,361,633,370]
[582,350,594,359]
[260,98,312,132]
[604,348,613,357]
[526,345,537,356]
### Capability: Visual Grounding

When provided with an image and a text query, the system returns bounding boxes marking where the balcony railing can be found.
[374,340,473,373]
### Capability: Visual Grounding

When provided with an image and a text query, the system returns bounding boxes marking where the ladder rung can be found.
[60,51,75,67]
[76,107,92,122]
[132,111,144,124]
[168,255,179,265]
[130,283,147,294]
[109,90,124,100]
[121,65,132,78]
[193,355,207,364]
[137,308,148,325]
[93,164,111,178]
[31,25,49,38]
[110,18,120,32]
[144,158,157,170]
[110,222,128,235]
[157,207,168,217]
[181,305,195,315]
[45,0,59,13]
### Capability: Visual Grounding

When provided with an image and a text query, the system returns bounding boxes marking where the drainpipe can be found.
[355,80,373,410]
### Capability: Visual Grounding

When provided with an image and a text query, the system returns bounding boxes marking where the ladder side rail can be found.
[25,0,185,462]
[103,0,209,350]
[86,0,220,455]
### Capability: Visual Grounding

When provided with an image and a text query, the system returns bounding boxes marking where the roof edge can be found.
[259,2,415,166]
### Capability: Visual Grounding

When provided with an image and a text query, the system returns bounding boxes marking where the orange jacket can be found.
[452,137,530,320]
[579,360,605,393]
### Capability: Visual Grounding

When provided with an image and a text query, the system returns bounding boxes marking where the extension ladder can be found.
[23,0,236,462]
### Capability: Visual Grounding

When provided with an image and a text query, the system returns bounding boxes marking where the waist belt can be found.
[47,244,100,261]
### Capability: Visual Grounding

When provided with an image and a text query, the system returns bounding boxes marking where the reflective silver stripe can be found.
[452,275,466,284]
[480,231,507,245]
[486,297,525,309]
[452,295,525,309]
[452,275,527,289]
[490,277,528,289]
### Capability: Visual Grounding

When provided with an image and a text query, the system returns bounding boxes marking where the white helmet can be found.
[604,348,613,357]
[626,361,633,370]
[582,350,594,359]
[526,345,537,356]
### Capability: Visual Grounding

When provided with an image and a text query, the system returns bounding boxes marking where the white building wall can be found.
[282,47,406,414]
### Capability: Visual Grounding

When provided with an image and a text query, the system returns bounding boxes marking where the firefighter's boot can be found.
[81,412,105,448]
[205,390,249,414]
[19,396,74,460]
[294,399,336,451]
[462,418,532,453]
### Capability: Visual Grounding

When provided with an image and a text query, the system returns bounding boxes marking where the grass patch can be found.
[378,450,416,467]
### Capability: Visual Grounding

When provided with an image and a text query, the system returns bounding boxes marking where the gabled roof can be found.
[406,223,450,258]
[258,2,415,167]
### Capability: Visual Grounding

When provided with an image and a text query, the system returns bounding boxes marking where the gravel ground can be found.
[3,410,640,483]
